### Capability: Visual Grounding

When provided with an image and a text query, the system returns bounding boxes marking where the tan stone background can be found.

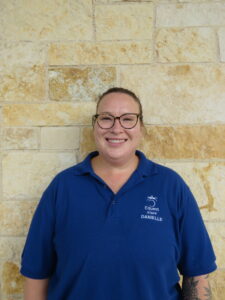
[0,0,225,299]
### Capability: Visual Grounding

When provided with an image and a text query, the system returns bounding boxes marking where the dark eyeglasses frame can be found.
[92,113,140,129]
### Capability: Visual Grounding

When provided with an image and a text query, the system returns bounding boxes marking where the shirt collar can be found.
[73,151,98,175]
[73,150,158,177]
[135,150,158,177]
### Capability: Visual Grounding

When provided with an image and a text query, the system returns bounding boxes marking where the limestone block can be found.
[95,3,153,40]
[0,238,25,263]
[140,125,225,159]
[49,67,116,101]
[80,125,225,160]
[179,0,224,2]
[156,3,225,27]
[211,270,225,299]
[119,64,225,124]
[2,152,76,200]
[3,102,96,126]
[41,127,80,150]
[109,0,176,2]
[156,28,216,62]
[218,28,225,62]
[48,41,152,65]
[0,0,93,40]
[79,127,96,159]
[0,295,23,300]
[206,223,225,269]
[0,65,46,102]
[110,0,152,2]
[2,128,39,150]
[1,262,24,295]
[110,0,174,2]
[0,42,47,101]
[163,162,225,222]
[0,201,37,235]
[3,295,23,299]
[0,42,46,67]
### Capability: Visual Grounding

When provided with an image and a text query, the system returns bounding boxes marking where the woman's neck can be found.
[91,153,139,194]
[91,153,139,176]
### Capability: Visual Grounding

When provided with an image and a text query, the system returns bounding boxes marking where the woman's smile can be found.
[105,138,128,145]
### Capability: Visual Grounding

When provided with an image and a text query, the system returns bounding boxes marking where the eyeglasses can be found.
[92,113,140,129]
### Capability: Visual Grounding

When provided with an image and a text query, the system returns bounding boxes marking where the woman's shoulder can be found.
[44,160,87,192]
[142,156,184,182]
[153,161,182,178]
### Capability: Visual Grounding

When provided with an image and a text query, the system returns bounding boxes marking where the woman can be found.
[21,87,216,299]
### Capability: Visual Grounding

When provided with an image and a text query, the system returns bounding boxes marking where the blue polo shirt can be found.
[21,151,216,300]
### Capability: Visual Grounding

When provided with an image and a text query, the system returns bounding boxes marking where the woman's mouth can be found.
[106,138,127,144]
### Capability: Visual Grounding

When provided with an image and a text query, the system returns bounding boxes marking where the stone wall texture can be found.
[0,0,225,299]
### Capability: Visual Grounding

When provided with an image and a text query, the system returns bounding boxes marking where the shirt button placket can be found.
[110,195,119,218]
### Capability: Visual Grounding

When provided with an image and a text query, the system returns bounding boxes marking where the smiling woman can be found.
[92,89,143,170]
[21,87,216,300]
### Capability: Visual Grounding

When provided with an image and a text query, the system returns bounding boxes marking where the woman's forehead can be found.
[97,92,139,112]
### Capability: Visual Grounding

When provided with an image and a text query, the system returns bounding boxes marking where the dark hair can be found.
[96,87,143,124]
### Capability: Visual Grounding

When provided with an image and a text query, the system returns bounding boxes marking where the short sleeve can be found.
[177,183,217,277]
[20,180,57,279]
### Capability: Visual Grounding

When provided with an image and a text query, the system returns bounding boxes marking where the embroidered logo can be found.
[140,195,163,222]
[146,195,157,207]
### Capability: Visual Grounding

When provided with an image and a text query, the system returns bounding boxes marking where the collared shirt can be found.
[21,151,217,300]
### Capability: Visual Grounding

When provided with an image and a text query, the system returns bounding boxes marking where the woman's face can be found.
[93,92,143,164]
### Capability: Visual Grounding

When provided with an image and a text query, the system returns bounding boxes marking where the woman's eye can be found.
[101,117,112,121]
[123,118,133,122]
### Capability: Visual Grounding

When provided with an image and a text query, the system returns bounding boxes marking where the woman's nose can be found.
[111,118,123,132]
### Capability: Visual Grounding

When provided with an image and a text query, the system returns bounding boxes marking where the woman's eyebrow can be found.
[98,112,136,114]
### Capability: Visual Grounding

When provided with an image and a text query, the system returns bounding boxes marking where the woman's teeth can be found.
[107,139,126,143]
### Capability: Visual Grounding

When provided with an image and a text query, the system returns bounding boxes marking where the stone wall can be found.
[0,0,225,299]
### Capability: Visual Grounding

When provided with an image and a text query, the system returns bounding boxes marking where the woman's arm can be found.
[181,274,212,300]
[24,278,49,300]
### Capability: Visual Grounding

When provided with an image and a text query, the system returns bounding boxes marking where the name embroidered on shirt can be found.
[140,195,163,222]
[140,214,163,222]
